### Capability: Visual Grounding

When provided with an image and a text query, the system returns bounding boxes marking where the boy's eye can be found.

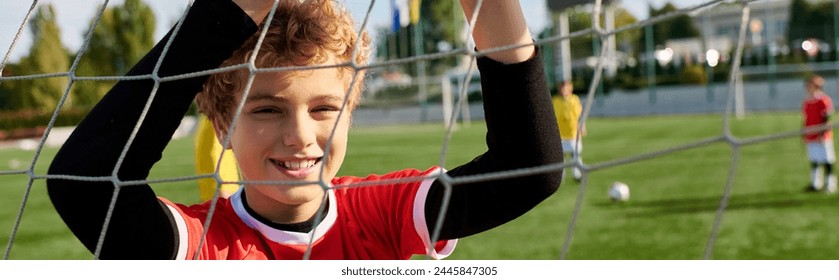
[253,107,282,114]
[312,106,340,113]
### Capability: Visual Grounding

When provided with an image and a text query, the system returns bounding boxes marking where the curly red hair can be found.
[197,0,371,132]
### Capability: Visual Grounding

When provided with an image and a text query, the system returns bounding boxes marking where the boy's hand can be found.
[459,0,535,64]
[233,0,275,25]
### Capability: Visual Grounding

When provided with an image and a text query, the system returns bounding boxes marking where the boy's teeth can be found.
[278,159,316,170]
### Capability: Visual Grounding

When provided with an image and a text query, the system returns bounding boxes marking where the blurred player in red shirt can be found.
[801,75,836,193]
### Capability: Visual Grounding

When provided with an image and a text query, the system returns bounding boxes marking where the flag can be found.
[390,0,400,33]
[399,0,409,27]
[408,0,420,24]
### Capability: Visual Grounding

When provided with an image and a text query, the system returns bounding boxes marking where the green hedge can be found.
[0,108,89,140]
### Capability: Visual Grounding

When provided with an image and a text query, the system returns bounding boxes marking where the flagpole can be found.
[416,24,427,122]
[389,0,399,60]
[411,0,427,122]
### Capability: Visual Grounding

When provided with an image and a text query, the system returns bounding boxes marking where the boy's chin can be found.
[247,184,327,203]
[248,183,325,190]
[248,183,323,197]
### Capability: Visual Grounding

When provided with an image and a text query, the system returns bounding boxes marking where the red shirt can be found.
[802,94,833,142]
[160,167,456,260]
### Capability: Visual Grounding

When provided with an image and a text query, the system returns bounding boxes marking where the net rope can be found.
[1,0,823,260]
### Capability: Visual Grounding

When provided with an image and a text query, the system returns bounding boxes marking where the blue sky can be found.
[0,0,711,64]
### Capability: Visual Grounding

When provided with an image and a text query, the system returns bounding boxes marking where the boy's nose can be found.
[283,113,316,148]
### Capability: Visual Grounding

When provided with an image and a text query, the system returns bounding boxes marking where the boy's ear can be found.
[210,118,233,149]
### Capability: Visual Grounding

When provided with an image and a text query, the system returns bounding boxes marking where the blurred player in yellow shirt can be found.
[195,115,240,201]
[552,81,585,181]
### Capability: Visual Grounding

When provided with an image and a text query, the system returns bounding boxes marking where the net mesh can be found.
[1,0,835,260]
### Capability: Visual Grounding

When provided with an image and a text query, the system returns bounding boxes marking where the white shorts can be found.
[807,141,836,164]
[561,139,582,156]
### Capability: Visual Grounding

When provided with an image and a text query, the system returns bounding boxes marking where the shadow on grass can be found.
[593,189,838,217]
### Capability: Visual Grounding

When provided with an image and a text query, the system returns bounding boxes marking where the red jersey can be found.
[160,167,456,260]
[802,94,834,142]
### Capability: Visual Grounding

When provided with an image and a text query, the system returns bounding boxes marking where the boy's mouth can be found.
[270,158,322,171]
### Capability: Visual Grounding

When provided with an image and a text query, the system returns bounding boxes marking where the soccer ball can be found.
[608,181,630,202]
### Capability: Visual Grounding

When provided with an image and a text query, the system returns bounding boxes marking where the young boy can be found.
[47,0,562,260]
[801,75,836,193]
[552,81,585,181]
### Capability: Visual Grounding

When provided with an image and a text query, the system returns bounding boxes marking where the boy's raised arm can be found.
[426,0,563,239]
[459,0,535,64]
[46,0,260,259]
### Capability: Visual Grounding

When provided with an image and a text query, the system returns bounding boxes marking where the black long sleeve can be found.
[46,0,257,259]
[427,49,564,240]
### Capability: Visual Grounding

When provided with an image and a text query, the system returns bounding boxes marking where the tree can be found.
[0,66,18,110]
[537,4,639,92]
[0,4,70,111]
[375,1,465,76]
[638,2,700,52]
[418,0,465,74]
[73,0,156,108]
[788,0,835,47]
[663,7,700,40]
[566,6,597,58]
[553,5,639,58]
[787,0,813,45]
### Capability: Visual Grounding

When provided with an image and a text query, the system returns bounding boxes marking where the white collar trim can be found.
[230,187,337,245]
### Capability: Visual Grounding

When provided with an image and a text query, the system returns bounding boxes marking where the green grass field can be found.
[1,112,838,260]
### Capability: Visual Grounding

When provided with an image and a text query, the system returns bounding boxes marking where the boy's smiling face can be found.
[214,60,353,221]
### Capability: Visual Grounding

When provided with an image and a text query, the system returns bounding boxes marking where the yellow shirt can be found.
[195,115,241,202]
[552,94,582,140]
